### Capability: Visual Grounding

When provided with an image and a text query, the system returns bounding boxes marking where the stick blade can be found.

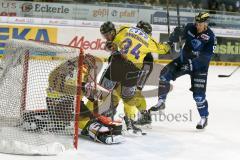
[218,75,230,77]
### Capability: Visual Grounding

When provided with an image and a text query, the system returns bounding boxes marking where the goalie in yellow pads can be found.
[22,54,124,144]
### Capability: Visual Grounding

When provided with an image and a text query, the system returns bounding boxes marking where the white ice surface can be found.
[0,65,240,160]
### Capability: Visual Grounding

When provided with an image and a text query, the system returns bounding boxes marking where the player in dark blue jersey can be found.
[150,12,217,129]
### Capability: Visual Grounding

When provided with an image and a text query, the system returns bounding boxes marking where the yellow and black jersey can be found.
[113,26,170,68]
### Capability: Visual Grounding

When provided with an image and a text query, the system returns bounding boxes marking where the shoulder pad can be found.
[116,25,129,34]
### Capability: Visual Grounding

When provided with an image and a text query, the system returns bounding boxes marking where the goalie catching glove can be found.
[82,114,124,144]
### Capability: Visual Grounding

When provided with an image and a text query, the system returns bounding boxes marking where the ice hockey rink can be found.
[0,65,239,160]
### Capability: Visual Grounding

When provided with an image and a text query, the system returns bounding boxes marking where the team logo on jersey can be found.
[129,27,148,40]
[201,34,210,41]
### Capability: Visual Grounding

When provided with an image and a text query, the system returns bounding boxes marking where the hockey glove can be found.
[94,113,121,126]
[169,26,184,43]
[105,41,118,51]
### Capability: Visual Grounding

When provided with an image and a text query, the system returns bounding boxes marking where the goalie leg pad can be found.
[87,119,124,144]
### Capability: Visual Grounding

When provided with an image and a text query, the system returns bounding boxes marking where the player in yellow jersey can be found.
[98,21,170,133]
[109,21,155,128]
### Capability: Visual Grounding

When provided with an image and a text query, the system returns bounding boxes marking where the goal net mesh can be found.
[0,39,84,155]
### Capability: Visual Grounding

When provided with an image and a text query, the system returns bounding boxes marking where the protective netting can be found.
[0,39,83,155]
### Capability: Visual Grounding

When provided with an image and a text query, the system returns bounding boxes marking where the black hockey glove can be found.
[105,41,118,51]
[169,26,184,43]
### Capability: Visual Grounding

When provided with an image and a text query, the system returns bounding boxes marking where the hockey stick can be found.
[176,0,184,62]
[176,1,181,32]
[218,66,240,78]
[166,0,170,37]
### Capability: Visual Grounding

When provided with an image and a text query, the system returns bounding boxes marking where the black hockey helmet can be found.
[195,12,210,23]
[100,21,116,35]
[136,20,152,35]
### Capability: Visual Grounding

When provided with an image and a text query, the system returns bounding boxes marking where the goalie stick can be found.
[218,66,240,78]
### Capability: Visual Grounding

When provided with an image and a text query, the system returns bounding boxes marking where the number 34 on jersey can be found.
[113,26,170,66]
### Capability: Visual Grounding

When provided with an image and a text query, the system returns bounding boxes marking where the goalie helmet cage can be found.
[0,39,84,155]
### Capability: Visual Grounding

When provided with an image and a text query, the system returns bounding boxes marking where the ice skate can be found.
[149,99,165,112]
[196,117,208,129]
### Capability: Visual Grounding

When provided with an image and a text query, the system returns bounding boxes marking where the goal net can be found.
[0,39,85,155]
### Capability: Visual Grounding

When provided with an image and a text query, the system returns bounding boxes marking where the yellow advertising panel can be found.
[0,25,57,54]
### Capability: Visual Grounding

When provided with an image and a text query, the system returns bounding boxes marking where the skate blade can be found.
[141,124,152,129]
